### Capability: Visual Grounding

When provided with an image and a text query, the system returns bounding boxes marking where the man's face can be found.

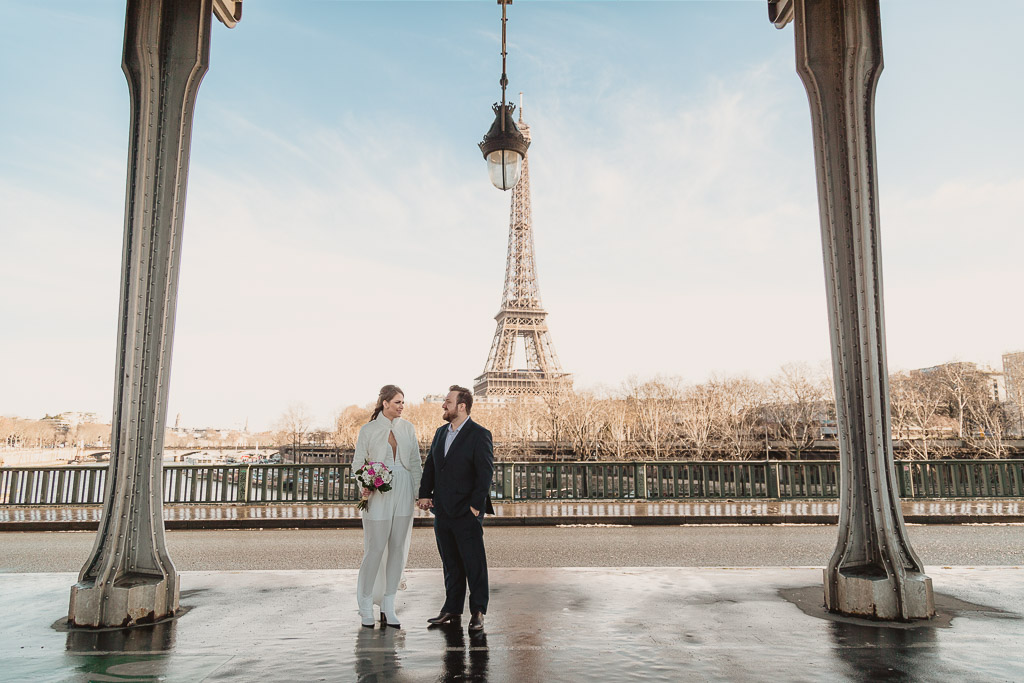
[441,391,461,422]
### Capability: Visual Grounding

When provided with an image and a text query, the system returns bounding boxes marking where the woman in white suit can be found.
[353,384,422,628]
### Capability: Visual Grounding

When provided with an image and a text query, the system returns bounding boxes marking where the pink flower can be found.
[366,467,375,476]
[374,476,384,487]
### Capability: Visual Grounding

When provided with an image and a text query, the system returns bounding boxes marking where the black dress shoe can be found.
[427,611,462,626]
[468,612,484,632]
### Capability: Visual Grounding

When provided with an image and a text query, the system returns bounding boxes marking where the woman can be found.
[353,384,422,628]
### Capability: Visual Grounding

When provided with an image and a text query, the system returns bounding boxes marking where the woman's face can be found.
[382,394,405,419]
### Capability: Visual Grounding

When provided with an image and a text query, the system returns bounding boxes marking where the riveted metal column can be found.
[68,0,212,628]
[782,0,934,620]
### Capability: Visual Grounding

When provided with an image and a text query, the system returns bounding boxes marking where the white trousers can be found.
[356,512,413,605]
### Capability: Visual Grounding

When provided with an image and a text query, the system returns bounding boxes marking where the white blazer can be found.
[352,414,422,496]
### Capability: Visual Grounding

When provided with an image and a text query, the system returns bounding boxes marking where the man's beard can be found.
[442,409,454,422]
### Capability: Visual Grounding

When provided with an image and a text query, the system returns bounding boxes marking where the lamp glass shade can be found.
[486,149,523,191]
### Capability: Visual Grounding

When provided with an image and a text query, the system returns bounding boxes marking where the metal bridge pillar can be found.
[773,0,934,619]
[68,0,213,628]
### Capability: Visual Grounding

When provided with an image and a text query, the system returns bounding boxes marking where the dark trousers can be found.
[434,512,489,615]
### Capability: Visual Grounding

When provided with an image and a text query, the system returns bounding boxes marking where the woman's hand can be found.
[362,487,371,498]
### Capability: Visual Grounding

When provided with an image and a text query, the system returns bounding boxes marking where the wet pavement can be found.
[2,499,1023,531]
[1,567,1022,682]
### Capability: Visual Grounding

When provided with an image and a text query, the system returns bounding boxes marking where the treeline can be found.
[0,416,110,449]
[889,361,1022,459]
[7,358,1017,462]
[280,361,1023,461]
[319,365,835,461]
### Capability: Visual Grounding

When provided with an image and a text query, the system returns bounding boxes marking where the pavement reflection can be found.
[64,613,178,653]
[354,626,410,682]
[828,620,939,682]
[59,615,179,683]
[429,624,490,681]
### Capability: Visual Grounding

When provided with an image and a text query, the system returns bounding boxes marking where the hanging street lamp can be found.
[479,0,529,191]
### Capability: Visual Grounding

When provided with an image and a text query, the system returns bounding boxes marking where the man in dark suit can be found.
[417,385,494,632]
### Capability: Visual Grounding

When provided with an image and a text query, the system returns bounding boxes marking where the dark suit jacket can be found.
[418,418,495,518]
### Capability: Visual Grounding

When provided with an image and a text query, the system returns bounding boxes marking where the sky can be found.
[1,1,1022,431]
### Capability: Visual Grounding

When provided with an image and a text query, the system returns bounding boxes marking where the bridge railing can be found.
[2,460,1023,506]
[0,465,108,505]
[896,459,1024,498]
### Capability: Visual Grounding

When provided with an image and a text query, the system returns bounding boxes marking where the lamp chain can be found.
[500,0,508,132]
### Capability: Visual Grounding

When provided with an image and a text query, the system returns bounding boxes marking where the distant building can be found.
[1002,352,1024,399]
[1002,351,1024,434]
[41,415,71,438]
[915,361,1005,403]
[279,445,350,464]
[55,411,101,427]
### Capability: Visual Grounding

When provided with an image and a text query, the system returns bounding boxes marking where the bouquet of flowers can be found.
[353,461,393,511]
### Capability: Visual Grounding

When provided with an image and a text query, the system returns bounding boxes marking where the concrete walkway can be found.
[2,499,1023,531]
[1,567,1022,682]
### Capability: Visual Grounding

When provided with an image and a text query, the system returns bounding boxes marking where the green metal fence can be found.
[896,460,1024,498]
[1,460,1023,506]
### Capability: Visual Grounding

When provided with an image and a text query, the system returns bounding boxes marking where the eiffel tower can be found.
[474,106,572,400]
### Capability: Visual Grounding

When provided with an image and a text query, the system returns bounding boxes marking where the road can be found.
[2,524,1022,572]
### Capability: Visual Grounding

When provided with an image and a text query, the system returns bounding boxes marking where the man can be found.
[417,385,495,632]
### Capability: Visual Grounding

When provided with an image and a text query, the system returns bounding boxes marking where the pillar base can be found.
[824,567,934,620]
[69,573,179,628]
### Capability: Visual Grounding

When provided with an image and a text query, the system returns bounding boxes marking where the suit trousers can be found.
[433,512,489,615]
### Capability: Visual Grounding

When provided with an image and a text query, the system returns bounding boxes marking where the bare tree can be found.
[594,395,637,461]
[308,429,331,446]
[536,392,581,460]
[929,361,1010,456]
[18,419,59,448]
[935,362,977,441]
[678,382,720,460]
[507,399,541,460]
[623,376,682,460]
[251,430,280,451]
[561,390,604,459]
[714,376,767,460]
[967,397,1011,458]
[0,416,23,448]
[764,363,833,459]
[397,401,437,450]
[276,402,312,460]
[72,422,112,450]
[888,372,914,444]
[889,371,955,459]
[960,375,1011,458]
[334,405,370,450]
[480,398,541,460]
